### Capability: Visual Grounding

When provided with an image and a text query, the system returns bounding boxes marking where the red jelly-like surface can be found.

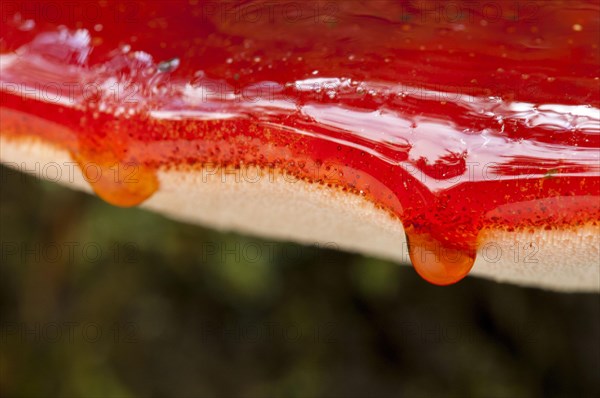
[1,1,599,285]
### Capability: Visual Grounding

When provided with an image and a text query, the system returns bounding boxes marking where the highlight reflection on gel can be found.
[1,1,598,284]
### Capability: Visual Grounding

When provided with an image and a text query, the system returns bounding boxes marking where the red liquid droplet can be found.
[73,152,158,208]
[406,229,476,286]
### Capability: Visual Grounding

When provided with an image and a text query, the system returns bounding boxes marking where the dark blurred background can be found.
[1,164,599,398]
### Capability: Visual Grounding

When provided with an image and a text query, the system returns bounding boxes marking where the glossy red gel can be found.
[1,1,598,284]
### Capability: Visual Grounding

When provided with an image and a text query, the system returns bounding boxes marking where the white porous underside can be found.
[1,136,599,292]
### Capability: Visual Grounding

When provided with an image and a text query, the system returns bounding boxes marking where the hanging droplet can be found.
[406,230,476,285]
[73,151,159,207]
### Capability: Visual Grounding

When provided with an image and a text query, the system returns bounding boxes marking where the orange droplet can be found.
[74,152,158,208]
[406,231,476,286]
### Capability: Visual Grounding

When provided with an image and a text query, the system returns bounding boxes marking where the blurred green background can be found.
[1,164,599,398]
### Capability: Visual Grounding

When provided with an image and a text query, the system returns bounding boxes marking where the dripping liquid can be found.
[1,1,599,284]
[73,151,158,208]
[405,229,476,286]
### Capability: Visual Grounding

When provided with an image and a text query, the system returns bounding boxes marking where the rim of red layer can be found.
[1,1,599,285]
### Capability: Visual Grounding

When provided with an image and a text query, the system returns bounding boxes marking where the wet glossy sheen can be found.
[1,1,599,284]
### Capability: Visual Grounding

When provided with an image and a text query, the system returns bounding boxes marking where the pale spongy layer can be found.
[1,136,599,292]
